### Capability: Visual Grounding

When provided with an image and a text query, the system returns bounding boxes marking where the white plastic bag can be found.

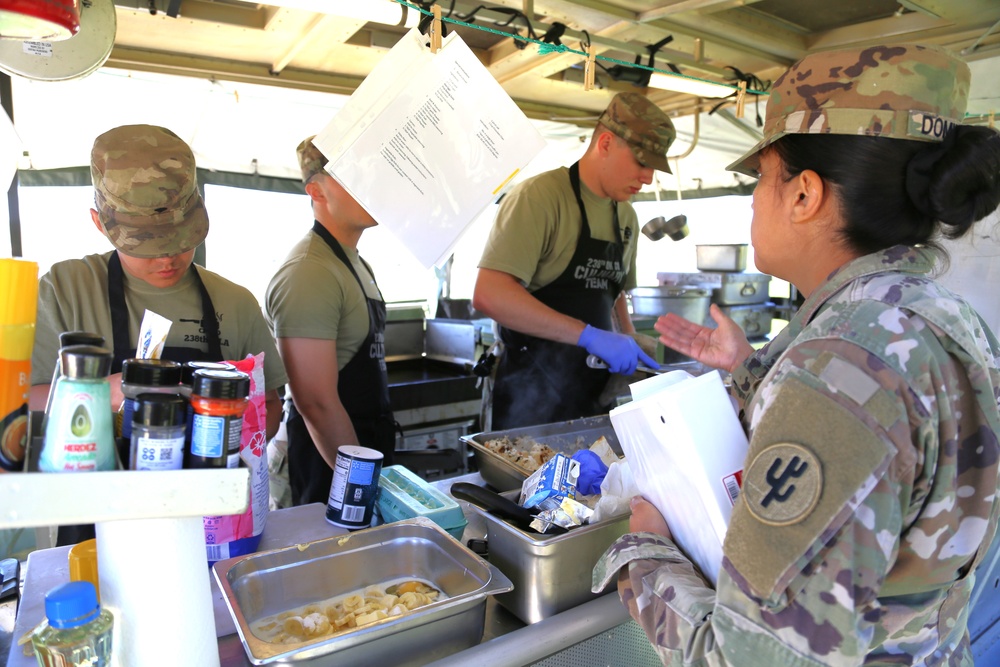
[590,458,639,524]
[609,370,747,585]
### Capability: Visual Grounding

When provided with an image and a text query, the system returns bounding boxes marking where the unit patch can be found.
[743,443,822,526]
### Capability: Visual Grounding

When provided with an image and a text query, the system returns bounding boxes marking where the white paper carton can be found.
[519,453,579,509]
[609,370,748,585]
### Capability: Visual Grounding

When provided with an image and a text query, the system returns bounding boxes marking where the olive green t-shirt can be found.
[31,251,288,391]
[265,229,382,371]
[478,166,639,292]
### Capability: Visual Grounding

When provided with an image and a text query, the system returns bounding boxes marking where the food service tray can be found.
[213,517,512,666]
[465,490,630,624]
[461,415,622,491]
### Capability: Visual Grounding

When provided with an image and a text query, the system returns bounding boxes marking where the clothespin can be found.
[735,81,747,119]
[583,43,596,91]
[429,5,443,53]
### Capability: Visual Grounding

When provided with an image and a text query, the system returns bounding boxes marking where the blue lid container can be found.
[377,465,468,540]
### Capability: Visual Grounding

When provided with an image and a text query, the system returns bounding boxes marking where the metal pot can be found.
[628,285,711,323]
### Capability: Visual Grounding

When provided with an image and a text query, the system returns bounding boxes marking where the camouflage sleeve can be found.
[730,326,794,416]
[595,339,932,666]
[593,532,722,665]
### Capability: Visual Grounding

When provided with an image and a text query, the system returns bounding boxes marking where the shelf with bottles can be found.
[2,411,249,530]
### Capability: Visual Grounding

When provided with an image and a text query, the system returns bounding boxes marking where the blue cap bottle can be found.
[31,581,114,666]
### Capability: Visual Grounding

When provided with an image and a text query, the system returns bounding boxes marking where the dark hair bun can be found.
[908,125,1000,237]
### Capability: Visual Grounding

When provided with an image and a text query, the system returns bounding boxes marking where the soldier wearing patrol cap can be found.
[595,44,1000,664]
[473,91,675,429]
[30,124,288,442]
[265,136,395,507]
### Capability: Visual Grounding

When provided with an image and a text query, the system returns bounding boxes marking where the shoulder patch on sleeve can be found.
[725,376,895,601]
[743,443,822,527]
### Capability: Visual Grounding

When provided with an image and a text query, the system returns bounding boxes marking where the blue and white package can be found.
[519,453,580,509]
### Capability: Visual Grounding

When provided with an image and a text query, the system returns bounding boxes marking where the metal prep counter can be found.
[8,473,660,667]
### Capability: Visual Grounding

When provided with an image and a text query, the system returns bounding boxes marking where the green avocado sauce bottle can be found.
[39,345,116,472]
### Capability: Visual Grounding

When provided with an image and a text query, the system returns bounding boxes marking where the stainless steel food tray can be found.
[466,491,630,624]
[213,517,513,666]
[461,415,622,491]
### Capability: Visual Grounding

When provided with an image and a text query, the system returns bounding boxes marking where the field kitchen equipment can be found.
[641,214,689,242]
[695,244,748,272]
[385,309,485,474]
[213,517,512,666]
[658,270,775,340]
[460,488,629,623]
[460,415,622,492]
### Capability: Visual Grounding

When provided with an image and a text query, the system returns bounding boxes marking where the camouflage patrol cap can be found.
[296,136,328,184]
[598,92,676,174]
[728,43,971,177]
[91,124,208,258]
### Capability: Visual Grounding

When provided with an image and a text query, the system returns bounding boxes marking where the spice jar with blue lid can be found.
[31,580,114,666]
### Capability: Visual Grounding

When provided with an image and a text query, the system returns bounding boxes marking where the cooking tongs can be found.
[585,353,665,375]
[450,482,567,535]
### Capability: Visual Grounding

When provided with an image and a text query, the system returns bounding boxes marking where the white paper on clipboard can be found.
[609,370,748,586]
[313,28,546,268]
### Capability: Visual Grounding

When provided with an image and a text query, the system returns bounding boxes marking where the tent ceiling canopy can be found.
[104,0,1000,123]
[3,0,999,199]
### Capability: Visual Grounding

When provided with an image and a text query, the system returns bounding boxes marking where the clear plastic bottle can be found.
[31,580,114,667]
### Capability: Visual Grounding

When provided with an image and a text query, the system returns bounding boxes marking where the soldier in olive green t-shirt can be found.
[264,136,395,507]
[473,92,675,429]
[29,125,287,443]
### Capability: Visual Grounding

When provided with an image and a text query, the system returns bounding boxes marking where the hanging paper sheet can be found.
[313,27,546,268]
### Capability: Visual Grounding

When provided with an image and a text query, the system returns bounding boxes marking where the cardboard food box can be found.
[518,454,579,509]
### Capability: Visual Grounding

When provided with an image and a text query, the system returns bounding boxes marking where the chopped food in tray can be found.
[480,434,618,474]
[481,436,557,472]
[251,579,443,644]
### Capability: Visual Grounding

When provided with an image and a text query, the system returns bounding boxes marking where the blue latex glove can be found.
[577,324,658,375]
[572,450,609,496]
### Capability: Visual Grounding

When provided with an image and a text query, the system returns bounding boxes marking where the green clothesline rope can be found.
[394,0,768,97]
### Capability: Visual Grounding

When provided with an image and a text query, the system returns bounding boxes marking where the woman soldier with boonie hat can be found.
[594,44,1000,665]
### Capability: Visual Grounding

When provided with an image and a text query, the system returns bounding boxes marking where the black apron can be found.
[56,253,224,547]
[287,222,396,506]
[491,163,628,430]
[108,251,223,372]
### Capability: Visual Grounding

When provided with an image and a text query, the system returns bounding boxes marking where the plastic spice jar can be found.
[118,358,182,442]
[185,369,250,469]
[31,581,114,667]
[129,393,187,471]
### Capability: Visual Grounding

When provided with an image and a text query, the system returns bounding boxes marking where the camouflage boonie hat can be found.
[598,92,676,174]
[91,125,208,258]
[728,43,971,177]
[296,136,328,184]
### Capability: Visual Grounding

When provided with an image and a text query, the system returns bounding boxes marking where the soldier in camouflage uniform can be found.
[594,44,1000,665]
[474,92,671,429]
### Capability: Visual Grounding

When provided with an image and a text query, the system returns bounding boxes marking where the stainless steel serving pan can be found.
[465,491,630,624]
[461,415,622,491]
[696,244,748,272]
[213,517,513,666]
